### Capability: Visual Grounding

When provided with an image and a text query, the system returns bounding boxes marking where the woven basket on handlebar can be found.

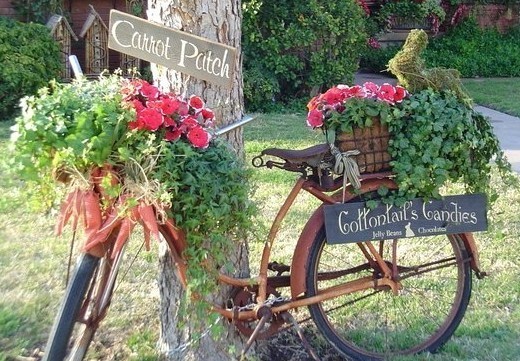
[335,119,392,174]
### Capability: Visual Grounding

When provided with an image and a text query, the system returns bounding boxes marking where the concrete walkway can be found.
[354,72,520,173]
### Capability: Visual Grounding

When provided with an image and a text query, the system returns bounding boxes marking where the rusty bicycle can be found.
[42,136,485,361]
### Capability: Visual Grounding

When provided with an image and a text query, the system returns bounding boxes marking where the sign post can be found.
[324,194,488,244]
[108,10,236,88]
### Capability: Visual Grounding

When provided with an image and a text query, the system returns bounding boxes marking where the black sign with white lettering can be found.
[108,10,236,87]
[324,194,487,244]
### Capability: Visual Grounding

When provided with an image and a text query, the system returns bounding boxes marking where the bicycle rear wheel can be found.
[306,226,472,361]
[43,249,121,361]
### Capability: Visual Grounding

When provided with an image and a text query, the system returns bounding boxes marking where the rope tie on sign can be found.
[330,144,361,202]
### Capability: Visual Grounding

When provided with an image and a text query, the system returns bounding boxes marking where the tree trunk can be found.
[147,1,250,360]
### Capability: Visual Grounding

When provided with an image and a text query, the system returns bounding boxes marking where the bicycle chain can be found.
[165,295,290,356]
[237,294,290,312]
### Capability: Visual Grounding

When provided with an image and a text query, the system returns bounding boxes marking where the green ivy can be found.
[242,0,367,110]
[387,89,510,204]
[0,17,61,121]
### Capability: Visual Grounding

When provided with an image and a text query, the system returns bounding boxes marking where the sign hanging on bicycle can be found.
[324,193,488,244]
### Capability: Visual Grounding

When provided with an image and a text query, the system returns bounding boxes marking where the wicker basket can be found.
[335,119,392,174]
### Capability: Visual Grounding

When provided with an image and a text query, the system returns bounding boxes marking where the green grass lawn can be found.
[1,108,520,361]
[463,78,520,117]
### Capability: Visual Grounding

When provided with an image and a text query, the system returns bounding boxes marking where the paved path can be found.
[354,72,520,173]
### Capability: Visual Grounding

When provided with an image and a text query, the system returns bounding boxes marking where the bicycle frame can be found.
[211,172,400,321]
[210,171,484,322]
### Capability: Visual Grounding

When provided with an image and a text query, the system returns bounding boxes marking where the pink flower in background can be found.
[368,37,381,49]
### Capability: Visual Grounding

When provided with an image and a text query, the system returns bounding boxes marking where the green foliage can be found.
[0,17,61,121]
[10,76,132,207]
[360,45,400,73]
[387,89,511,204]
[242,0,367,111]
[376,0,445,30]
[424,19,520,77]
[11,0,62,23]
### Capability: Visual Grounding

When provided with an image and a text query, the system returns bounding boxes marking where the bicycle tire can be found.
[306,213,472,360]
[43,249,120,361]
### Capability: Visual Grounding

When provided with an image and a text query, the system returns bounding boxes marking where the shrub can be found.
[424,18,520,77]
[360,45,401,73]
[242,0,367,111]
[0,17,61,120]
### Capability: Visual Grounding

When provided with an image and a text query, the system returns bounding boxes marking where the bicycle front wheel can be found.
[306,227,472,361]
[43,250,121,361]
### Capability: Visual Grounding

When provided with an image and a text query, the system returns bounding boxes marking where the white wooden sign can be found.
[108,10,236,88]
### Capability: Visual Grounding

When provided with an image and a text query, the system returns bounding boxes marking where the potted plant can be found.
[377,0,446,33]
[10,72,253,295]
[306,81,511,205]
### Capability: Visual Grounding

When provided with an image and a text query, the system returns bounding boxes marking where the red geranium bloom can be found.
[181,116,199,131]
[394,86,407,103]
[187,126,211,148]
[137,107,164,131]
[321,87,345,105]
[201,108,215,121]
[346,85,366,99]
[130,99,145,113]
[307,109,324,128]
[377,83,397,104]
[165,127,182,142]
[139,81,160,100]
[363,82,379,96]
[189,95,204,110]
[177,101,189,117]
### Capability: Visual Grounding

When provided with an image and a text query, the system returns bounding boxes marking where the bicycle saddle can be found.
[260,143,330,167]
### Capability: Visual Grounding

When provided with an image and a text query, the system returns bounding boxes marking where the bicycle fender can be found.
[290,178,397,299]
[459,232,486,278]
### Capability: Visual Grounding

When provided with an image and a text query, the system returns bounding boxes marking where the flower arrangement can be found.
[306,82,511,204]
[10,73,253,294]
[307,82,407,132]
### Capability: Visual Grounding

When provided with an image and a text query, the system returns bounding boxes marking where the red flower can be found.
[346,85,367,99]
[377,83,396,104]
[189,95,204,110]
[363,82,379,96]
[148,96,181,116]
[394,86,407,103]
[130,99,145,113]
[201,108,215,121]
[307,109,324,128]
[321,87,345,105]
[181,116,199,131]
[137,107,164,131]
[177,101,189,116]
[139,81,160,100]
[165,127,182,142]
[187,126,211,148]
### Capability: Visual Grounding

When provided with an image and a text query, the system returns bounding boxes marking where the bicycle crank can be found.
[229,285,286,339]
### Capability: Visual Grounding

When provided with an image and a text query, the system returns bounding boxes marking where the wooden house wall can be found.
[0,0,16,17]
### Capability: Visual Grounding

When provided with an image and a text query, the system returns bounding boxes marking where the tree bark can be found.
[147,1,250,360]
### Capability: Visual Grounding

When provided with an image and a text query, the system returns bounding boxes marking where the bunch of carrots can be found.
[54,165,188,285]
